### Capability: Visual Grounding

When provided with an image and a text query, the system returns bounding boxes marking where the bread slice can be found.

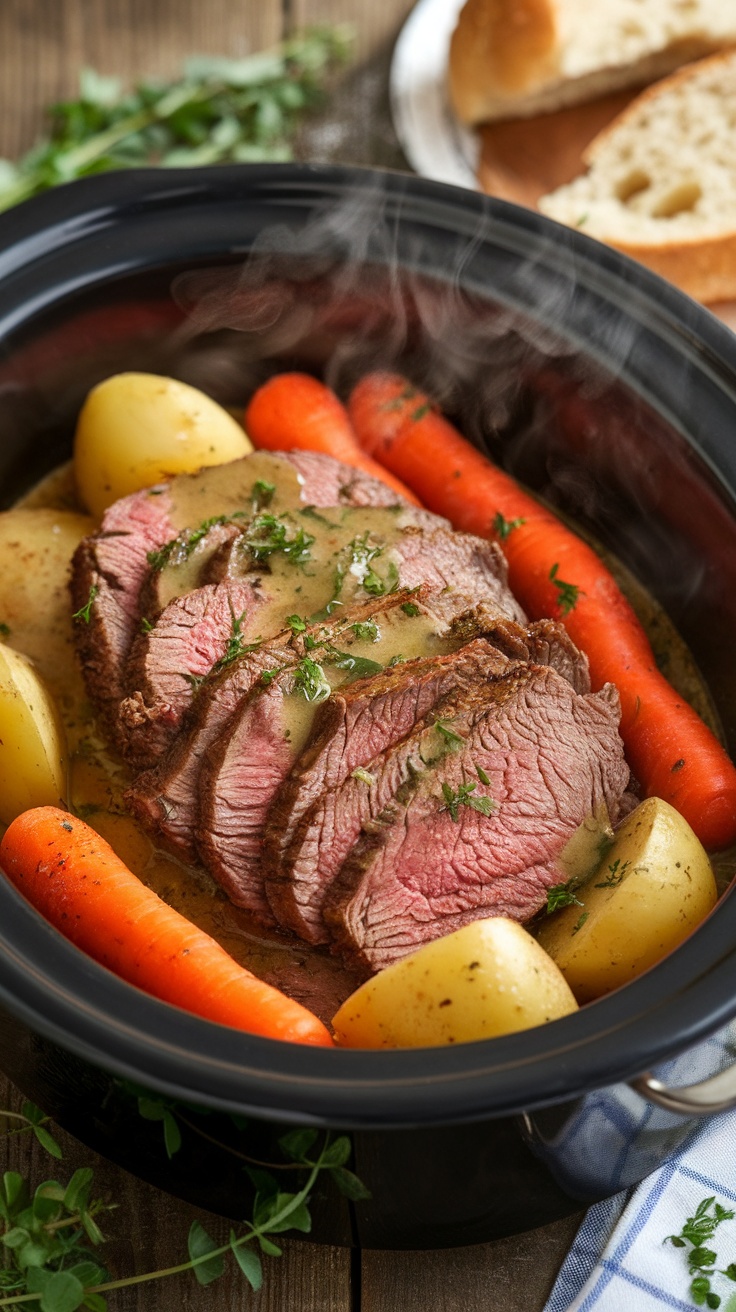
[538,50,736,302]
[449,0,736,126]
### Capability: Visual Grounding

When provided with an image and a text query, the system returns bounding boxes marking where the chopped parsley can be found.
[434,719,464,749]
[241,514,315,567]
[546,880,584,914]
[0,622,10,638]
[140,617,153,634]
[441,779,496,822]
[476,764,491,785]
[210,609,261,676]
[387,654,405,667]
[666,1195,736,1309]
[351,618,379,642]
[147,513,249,571]
[293,656,331,703]
[351,767,376,786]
[347,533,400,597]
[594,858,629,889]
[401,602,420,617]
[493,512,526,541]
[72,584,99,623]
[571,911,589,936]
[260,669,279,686]
[549,563,582,616]
[251,479,275,511]
[286,614,308,635]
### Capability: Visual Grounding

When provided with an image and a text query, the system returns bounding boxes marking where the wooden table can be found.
[0,3,585,1307]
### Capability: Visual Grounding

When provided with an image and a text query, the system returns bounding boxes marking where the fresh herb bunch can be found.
[0,1096,369,1310]
[0,28,352,214]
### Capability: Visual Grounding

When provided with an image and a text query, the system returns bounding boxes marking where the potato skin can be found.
[74,372,252,520]
[537,797,718,1003]
[332,918,578,1049]
[0,645,67,825]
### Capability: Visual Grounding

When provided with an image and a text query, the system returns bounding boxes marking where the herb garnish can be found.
[546,880,584,914]
[0,32,352,215]
[293,656,331,703]
[347,533,400,597]
[493,512,526,541]
[387,654,405,667]
[147,514,240,571]
[241,514,315,568]
[351,618,379,642]
[434,720,464,749]
[595,858,630,889]
[549,563,582,616]
[212,610,261,676]
[571,912,589,935]
[476,764,491,785]
[441,780,496,822]
[0,622,10,638]
[140,617,153,634]
[251,479,276,511]
[72,585,99,624]
[286,614,308,635]
[325,650,383,680]
[401,602,420,617]
[665,1195,736,1308]
[351,767,376,786]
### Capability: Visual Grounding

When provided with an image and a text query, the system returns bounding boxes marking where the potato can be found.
[74,372,252,520]
[0,644,67,825]
[332,918,578,1048]
[537,797,718,1003]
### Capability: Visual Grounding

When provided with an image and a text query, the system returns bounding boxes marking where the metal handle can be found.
[632,1062,736,1115]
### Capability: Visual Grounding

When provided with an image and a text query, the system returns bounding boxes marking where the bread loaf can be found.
[538,50,736,303]
[449,0,736,126]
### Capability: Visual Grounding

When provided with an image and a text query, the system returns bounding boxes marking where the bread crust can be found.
[448,0,557,125]
[603,234,736,305]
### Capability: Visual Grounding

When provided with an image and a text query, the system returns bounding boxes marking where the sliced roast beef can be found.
[124,640,295,861]
[325,665,630,975]
[118,577,269,769]
[72,449,415,737]
[266,639,512,943]
[194,590,452,921]
[70,484,174,731]
[393,526,526,625]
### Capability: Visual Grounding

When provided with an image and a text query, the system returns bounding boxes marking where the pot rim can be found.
[1,162,736,1129]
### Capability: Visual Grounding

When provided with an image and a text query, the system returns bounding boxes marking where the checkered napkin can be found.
[544,1024,736,1312]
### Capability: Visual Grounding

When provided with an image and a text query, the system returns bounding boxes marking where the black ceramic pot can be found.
[1,164,736,1250]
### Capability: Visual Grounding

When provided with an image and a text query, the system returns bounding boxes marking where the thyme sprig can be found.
[546,879,584,914]
[0,1099,369,1309]
[72,586,98,624]
[0,30,352,214]
[665,1195,736,1308]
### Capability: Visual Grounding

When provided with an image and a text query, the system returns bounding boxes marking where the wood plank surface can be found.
[0,2,580,1309]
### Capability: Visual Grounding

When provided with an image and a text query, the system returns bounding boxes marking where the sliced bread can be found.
[538,50,736,302]
[448,0,736,126]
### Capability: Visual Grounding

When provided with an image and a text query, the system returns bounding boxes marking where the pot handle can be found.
[631,1064,736,1116]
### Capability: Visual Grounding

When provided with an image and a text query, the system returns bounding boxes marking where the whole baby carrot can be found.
[348,372,736,851]
[1,807,333,1046]
[245,372,421,504]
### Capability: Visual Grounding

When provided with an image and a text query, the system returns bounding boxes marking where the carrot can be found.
[244,372,421,504]
[348,372,736,851]
[0,807,333,1046]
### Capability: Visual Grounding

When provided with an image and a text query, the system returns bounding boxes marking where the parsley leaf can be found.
[441,779,496,822]
[546,880,584,914]
[549,563,582,616]
[292,656,331,703]
[350,618,379,642]
[493,512,526,542]
[241,514,314,568]
[72,584,99,624]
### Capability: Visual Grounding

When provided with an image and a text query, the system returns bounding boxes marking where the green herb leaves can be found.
[251,479,275,512]
[546,880,584,914]
[665,1195,736,1307]
[347,533,400,597]
[241,514,314,568]
[0,31,352,214]
[441,779,496,822]
[351,618,379,642]
[147,514,237,571]
[549,563,582,616]
[493,512,526,542]
[0,1094,370,1308]
[293,656,331,704]
[594,858,629,889]
[72,586,98,624]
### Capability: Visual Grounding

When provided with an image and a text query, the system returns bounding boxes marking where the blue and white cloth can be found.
[545,1029,736,1311]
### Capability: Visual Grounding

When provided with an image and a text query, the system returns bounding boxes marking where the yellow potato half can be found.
[0,645,67,825]
[74,373,252,520]
[332,918,578,1049]
[537,797,717,1003]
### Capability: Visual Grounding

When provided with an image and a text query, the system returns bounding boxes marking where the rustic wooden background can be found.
[0,1,584,1308]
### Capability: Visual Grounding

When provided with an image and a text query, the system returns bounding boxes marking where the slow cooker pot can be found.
[1,164,736,1249]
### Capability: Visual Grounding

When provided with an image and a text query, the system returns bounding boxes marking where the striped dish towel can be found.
[545,1024,736,1311]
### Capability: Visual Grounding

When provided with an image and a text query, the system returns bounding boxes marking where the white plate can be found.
[390,0,479,190]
